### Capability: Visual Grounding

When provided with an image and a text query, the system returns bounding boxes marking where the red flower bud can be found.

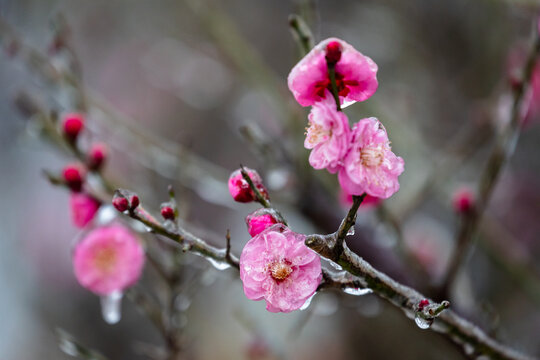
[161,206,175,220]
[228,167,269,203]
[62,164,85,192]
[325,41,342,65]
[452,187,475,214]
[129,195,140,210]
[62,113,84,142]
[88,143,107,171]
[418,299,429,311]
[112,196,129,212]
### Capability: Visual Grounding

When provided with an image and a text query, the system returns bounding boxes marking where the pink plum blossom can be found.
[288,38,378,107]
[70,193,100,228]
[73,224,145,295]
[245,208,280,237]
[240,224,322,313]
[228,167,269,203]
[338,118,404,199]
[304,95,351,173]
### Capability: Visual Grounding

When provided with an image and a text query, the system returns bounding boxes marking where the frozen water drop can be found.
[207,257,231,271]
[300,293,316,310]
[414,313,433,329]
[175,294,191,311]
[347,226,355,236]
[100,291,123,324]
[343,287,372,296]
[58,338,79,356]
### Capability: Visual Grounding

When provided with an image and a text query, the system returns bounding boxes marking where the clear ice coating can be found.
[322,257,343,271]
[414,312,433,329]
[206,257,231,271]
[300,293,316,310]
[343,287,373,296]
[100,290,123,324]
[347,226,355,236]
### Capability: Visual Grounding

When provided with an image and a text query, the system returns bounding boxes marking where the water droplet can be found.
[206,257,231,271]
[175,294,191,311]
[300,293,316,310]
[347,226,355,236]
[343,287,373,296]
[100,290,123,324]
[58,337,79,356]
[414,313,433,329]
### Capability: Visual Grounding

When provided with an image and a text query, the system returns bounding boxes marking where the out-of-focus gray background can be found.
[1,0,540,359]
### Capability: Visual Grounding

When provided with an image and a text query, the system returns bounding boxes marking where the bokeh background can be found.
[1,0,539,359]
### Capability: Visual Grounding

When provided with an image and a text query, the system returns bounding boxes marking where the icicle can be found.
[343,287,373,296]
[100,290,123,324]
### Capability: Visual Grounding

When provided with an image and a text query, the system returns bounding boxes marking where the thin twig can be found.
[288,14,314,56]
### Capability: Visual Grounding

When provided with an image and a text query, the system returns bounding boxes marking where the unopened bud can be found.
[161,206,175,220]
[228,167,269,203]
[112,196,129,212]
[325,41,342,65]
[245,208,280,237]
[129,195,140,210]
[87,143,107,171]
[62,164,85,192]
[452,187,475,213]
[62,113,84,143]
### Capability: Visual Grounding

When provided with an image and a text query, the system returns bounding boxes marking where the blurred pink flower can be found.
[239,224,322,313]
[288,38,378,107]
[338,118,404,198]
[245,208,280,237]
[304,95,351,173]
[522,61,540,125]
[228,167,268,203]
[73,224,145,295]
[70,193,100,228]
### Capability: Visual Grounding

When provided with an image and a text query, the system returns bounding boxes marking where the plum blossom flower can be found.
[245,208,280,237]
[228,167,269,203]
[240,224,322,313]
[288,38,378,107]
[73,224,145,295]
[70,193,100,228]
[338,118,404,199]
[304,95,351,173]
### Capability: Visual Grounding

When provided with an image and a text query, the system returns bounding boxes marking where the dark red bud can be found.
[161,206,175,220]
[88,143,107,171]
[112,196,129,212]
[418,299,430,311]
[129,195,140,210]
[62,164,85,192]
[325,41,342,65]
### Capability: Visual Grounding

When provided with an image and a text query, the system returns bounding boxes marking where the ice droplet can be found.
[414,313,433,329]
[207,257,231,271]
[174,294,191,311]
[343,287,373,296]
[58,337,79,356]
[100,291,123,324]
[347,226,355,236]
[300,293,316,310]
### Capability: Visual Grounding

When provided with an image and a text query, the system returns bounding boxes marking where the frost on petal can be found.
[70,193,100,228]
[288,38,378,107]
[73,224,145,295]
[239,224,322,313]
[338,118,404,199]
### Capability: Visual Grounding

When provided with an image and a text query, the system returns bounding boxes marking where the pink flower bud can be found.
[325,41,342,65]
[245,208,280,237]
[70,193,100,228]
[62,163,85,192]
[88,143,107,171]
[112,197,129,212]
[228,168,268,203]
[73,224,145,295]
[452,187,475,213]
[161,206,175,220]
[62,113,84,142]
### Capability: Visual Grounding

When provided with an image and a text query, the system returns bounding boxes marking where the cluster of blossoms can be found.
[60,113,145,301]
[289,38,404,199]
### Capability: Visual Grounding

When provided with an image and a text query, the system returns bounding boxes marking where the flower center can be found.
[268,260,293,281]
[93,247,117,273]
[360,145,384,167]
[314,72,359,98]
[305,123,331,146]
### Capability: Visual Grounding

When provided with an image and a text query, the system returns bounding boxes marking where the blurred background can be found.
[1,0,540,359]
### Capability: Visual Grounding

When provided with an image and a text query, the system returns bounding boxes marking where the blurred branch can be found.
[288,14,314,56]
[56,328,109,360]
[439,28,540,298]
